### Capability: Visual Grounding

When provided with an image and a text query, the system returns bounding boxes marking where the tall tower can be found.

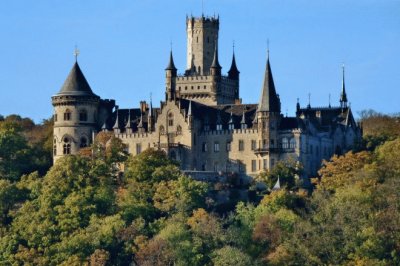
[340,64,348,108]
[186,15,219,75]
[51,59,100,162]
[255,52,281,169]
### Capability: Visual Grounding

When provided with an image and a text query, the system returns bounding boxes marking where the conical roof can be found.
[210,43,221,69]
[257,55,280,112]
[228,52,239,77]
[165,50,177,70]
[57,62,96,96]
[340,65,348,103]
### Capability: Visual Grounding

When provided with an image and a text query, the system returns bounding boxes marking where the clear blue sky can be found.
[1,0,399,123]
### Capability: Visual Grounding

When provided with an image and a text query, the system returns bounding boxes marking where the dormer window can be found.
[216,124,223,131]
[64,109,71,121]
[79,110,88,121]
[228,123,234,130]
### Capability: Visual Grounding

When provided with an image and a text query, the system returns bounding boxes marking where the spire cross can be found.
[329,93,331,107]
[73,45,80,62]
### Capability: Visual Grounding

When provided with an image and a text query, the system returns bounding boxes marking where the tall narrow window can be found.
[226,142,231,151]
[53,139,57,156]
[64,109,71,121]
[290,138,296,149]
[168,113,174,127]
[239,140,244,151]
[202,142,208,152]
[251,140,257,150]
[282,138,289,149]
[251,160,257,172]
[54,113,58,122]
[79,110,88,121]
[214,142,220,152]
[63,137,71,154]
[263,159,268,170]
[136,143,142,155]
[176,125,182,135]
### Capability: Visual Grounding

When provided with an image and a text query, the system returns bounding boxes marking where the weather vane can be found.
[73,45,80,62]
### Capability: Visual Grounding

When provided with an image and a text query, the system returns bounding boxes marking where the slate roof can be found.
[56,62,97,97]
[257,56,280,112]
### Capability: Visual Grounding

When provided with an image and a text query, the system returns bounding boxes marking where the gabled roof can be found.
[257,55,280,112]
[56,62,97,96]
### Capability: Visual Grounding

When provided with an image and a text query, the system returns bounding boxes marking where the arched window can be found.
[79,109,88,121]
[289,138,296,149]
[282,138,289,149]
[53,139,57,155]
[63,137,71,154]
[64,109,71,121]
[159,125,165,135]
[176,125,182,135]
[80,137,88,148]
[168,113,174,127]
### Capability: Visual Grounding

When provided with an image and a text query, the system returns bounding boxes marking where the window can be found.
[136,143,142,155]
[263,159,268,170]
[54,113,58,122]
[252,160,257,172]
[80,137,88,148]
[214,142,220,152]
[185,86,188,90]
[290,138,296,149]
[310,145,313,154]
[204,85,206,89]
[263,139,268,149]
[239,140,244,151]
[228,123,234,130]
[63,137,71,154]
[251,140,257,150]
[271,159,275,167]
[202,142,208,152]
[270,139,275,148]
[214,162,219,172]
[79,110,88,121]
[197,86,200,90]
[204,124,210,131]
[168,113,174,127]
[241,123,247,129]
[226,142,231,151]
[282,138,289,149]
[216,124,223,131]
[159,126,165,135]
[176,125,182,135]
[270,122,275,130]
[53,139,57,156]
[64,109,71,121]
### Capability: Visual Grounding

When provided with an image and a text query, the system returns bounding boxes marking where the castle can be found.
[52,15,361,181]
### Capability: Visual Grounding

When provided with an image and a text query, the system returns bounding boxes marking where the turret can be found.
[165,50,177,101]
[113,108,120,134]
[210,43,222,76]
[187,100,193,129]
[125,109,132,134]
[147,99,154,132]
[51,53,100,163]
[255,50,281,164]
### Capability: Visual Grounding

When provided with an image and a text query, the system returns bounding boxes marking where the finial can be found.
[233,40,235,52]
[267,39,270,59]
[286,108,288,117]
[329,93,331,107]
[170,40,173,52]
[202,0,204,16]
[308,93,311,108]
[73,45,80,62]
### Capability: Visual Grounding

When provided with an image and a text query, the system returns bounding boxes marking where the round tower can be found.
[52,61,100,162]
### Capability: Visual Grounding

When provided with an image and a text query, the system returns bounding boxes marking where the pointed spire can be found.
[257,51,280,112]
[272,177,281,190]
[137,112,143,128]
[340,64,348,108]
[165,50,177,71]
[210,41,221,70]
[113,109,119,130]
[228,44,240,79]
[228,108,234,124]
[125,109,132,129]
[241,109,246,124]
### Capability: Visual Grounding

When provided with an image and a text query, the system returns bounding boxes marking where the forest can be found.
[0,110,399,265]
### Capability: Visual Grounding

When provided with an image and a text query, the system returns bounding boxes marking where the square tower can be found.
[186,15,219,75]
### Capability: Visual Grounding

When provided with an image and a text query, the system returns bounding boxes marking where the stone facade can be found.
[52,15,362,182]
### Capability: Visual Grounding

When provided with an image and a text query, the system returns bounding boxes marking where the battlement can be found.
[199,128,257,137]
[186,15,219,28]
